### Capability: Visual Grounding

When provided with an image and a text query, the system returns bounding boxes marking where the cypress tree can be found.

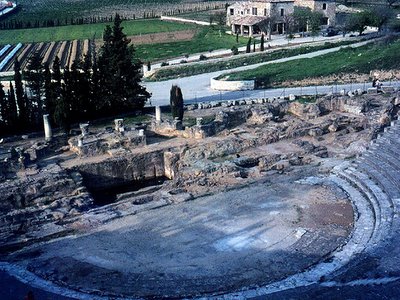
[97,13,150,114]
[14,59,28,126]
[260,34,265,52]
[170,85,184,121]
[246,37,251,53]
[24,52,45,124]
[44,64,55,119]
[7,83,18,129]
[0,83,7,133]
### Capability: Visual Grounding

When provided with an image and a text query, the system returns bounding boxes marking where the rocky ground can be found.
[0,91,399,299]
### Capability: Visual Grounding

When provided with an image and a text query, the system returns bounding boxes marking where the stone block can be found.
[381,86,395,93]
[289,94,296,101]
[308,128,323,137]
[367,87,378,94]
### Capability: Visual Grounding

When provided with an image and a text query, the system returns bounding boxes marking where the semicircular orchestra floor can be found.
[8,178,353,299]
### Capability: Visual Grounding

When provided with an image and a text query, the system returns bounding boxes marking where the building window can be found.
[230,8,234,15]
[252,7,257,15]
[264,8,267,16]
[322,3,327,10]
[241,10,243,15]
[246,9,250,14]
[280,8,284,17]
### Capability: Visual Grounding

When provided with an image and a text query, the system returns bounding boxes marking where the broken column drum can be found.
[114,119,125,133]
[80,123,90,136]
[155,106,162,122]
[43,114,52,141]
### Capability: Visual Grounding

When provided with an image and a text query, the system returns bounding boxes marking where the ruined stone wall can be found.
[74,150,167,190]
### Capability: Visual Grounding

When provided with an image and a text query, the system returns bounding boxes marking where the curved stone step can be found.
[357,155,400,198]
[356,157,400,201]
[365,151,400,186]
[337,167,393,246]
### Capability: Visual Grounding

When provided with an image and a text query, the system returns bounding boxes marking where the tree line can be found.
[0,14,150,137]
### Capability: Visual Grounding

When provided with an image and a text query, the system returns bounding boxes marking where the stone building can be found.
[227,0,295,36]
[294,0,336,27]
[227,0,336,36]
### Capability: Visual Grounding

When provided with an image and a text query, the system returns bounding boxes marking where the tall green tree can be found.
[44,64,55,117]
[260,33,265,52]
[7,83,18,129]
[24,52,45,124]
[170,85,184,121]
[97,13,150,114]
[14,59,28,126]
[0,83,7,133]
[246,37,251,53]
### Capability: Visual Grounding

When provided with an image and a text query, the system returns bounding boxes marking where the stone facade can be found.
[227,0,295,36]
[227,0,336,36]
[294,0,336,27]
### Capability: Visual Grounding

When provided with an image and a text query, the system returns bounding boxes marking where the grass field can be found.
[0,19,197,44]
[135,26,249,62]
[148,40,356,81]
[223,38,400,87]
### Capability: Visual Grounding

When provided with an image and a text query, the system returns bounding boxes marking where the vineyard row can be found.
[0,39,92,72]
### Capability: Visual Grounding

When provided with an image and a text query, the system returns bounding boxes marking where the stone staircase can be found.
[330,119,400,278]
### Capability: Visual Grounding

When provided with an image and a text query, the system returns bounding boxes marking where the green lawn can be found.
[148,40,355,81]
[0,19,197,44]
[135,26,249,62]
[223,38,400,87]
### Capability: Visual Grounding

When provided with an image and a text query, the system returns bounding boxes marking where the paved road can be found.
[144,38,394,107]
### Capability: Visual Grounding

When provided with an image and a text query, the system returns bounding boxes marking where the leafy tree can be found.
[259,16,276,41]
[284,15,296,43]
[309,11,323,40]
[170,85,184,121]
[345,11,373,35]
[369,6,393,31]
[293,6,312,36]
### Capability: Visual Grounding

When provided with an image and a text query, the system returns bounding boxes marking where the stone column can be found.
[249,25,253,37]
[196,117,204,126]
[80,123,89,136]
[43,114,52,142]
[114,119,124,132]
[155,106,161,122]
[240,24,244,35]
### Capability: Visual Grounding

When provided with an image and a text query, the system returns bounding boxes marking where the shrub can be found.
[199,54,207,61]
[160,62,169,67]
[231,45,239,55]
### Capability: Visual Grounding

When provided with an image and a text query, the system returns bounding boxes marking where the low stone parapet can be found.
[210,77,255,91]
